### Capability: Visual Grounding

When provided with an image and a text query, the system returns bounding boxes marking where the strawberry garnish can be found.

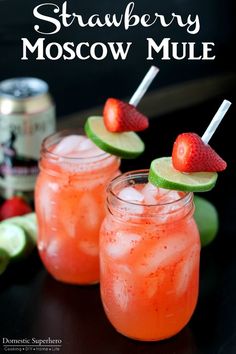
[172,133,227,172]
[0,196,32,221]
[103,98,149,132]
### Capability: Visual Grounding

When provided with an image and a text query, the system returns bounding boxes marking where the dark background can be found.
[0,1,236,354]
[0,0,235,116]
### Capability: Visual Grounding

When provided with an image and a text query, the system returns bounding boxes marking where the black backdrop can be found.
[0,0,235,116]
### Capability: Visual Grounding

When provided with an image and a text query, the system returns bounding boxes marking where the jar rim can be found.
[108,169,192,209]
[41,129,113,163]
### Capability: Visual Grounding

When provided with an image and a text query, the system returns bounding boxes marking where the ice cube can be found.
[77,193,101,231]
[38,240,46,252]
[145,271,166,298]
[47,239,60,258]
[37,183,56,222]
[137,235,189,276]
[79,240,99,256]
[158,189,180,203]
[118,187,144,215]
[118,187,144,203]
[142,183,158,205]
[106,231,141,259]
[113,277,129,311]
[53,135,86,155]
[175,244,200,296]
[79,138,96,151]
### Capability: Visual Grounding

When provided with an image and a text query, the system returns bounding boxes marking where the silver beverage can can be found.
[0,77,56,200]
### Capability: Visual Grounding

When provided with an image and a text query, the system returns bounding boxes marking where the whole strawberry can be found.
[0,196,32,221]
[172,133,227,172]
[103,98,149,132]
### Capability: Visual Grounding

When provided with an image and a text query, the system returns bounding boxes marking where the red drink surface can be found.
[35,134,120,284]
[100,179,200,340]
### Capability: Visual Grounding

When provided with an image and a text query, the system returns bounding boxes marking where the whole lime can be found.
[194,195,219,247]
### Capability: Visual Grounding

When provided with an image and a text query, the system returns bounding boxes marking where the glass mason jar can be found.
[35,131,120,285]
[100,170,200,341]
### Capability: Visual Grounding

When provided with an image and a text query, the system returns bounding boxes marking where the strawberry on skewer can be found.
[85,66,159,159]
[172,100,231,173]
[172,133,227,172]
[103,66,159,133]
[103,98,149,132]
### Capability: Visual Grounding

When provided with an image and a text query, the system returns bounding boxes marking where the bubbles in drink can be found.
[106,231,141,259]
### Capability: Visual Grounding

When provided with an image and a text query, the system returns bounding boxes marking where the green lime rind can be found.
[194,196,219,247]
[149,157,218,192]
[0,248,10,275]
[0,223,29,261]
[85,116,145,159]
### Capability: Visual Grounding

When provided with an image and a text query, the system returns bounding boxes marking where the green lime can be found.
[24,212,37,224]
[2,215,37,245]
[194,196,219,247]
[149,157,218,192]
[0,223,29,261]
[0,248,10,275]
[84,116,145,159]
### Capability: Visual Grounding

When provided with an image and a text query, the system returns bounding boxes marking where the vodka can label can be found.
[0,77,56,199]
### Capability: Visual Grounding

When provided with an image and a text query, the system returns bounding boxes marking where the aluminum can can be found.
[0,77,56,200]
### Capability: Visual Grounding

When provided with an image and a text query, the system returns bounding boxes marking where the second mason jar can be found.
[100,170,200,341]
[35,131,120,285]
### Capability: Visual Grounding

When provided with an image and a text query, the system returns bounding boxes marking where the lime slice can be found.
[85,116,145,159]
[0,248,10,275]
[149,157,218,192]
[194,196,219,247]
[3,216,37,245]
[25,212,37,224]
[0,224,29,261]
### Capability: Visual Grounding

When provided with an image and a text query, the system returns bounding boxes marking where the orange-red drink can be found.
[100,170,200,341]
[35,131,120,285]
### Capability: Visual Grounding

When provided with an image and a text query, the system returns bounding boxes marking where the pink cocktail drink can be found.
[100,170,200,341]
[35,131,120,284]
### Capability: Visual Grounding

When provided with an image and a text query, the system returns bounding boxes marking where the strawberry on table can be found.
[103,98,149,133]
[0,196,32,221]
[172,133,227,173]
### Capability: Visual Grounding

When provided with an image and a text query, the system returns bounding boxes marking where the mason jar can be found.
[100,170,200,341]
[35,131,120,285]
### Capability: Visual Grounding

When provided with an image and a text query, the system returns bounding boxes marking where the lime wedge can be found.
[0,248,10,275]
[0,224,28,261]
[149,157,218,192]
[85,116,145,159]
[194,196,219,247]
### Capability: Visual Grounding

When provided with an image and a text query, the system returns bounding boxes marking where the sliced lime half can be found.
[0,224,28,261]
[85,116,145,159]
[3,216,37,245]
[149,157,218,192]
[0,248,10,275]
